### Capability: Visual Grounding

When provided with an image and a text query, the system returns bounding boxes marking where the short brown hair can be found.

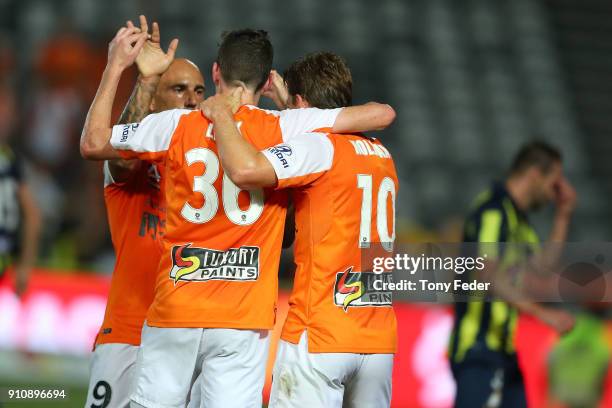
[510,141,562,175]
[284,52,352,109]
[217,29,273,92]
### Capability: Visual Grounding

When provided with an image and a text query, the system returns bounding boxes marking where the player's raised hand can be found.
[262,70,289,109]
[107,24,148,71]
[133,15,179,78]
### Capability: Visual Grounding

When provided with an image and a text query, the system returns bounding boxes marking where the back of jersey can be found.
[110,105,342,330]
[281,134,399,353]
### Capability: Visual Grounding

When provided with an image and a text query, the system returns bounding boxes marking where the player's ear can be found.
[212,62,221,88]
[295,94,309,109]
[262,72,273,92]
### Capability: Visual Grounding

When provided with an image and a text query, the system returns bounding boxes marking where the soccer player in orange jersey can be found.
[202,52,398,408]
[80,17,395,408]
[85,18,205,408]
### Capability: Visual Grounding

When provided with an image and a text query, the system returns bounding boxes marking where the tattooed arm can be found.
[107,75,160,182]
[118,75,159,124]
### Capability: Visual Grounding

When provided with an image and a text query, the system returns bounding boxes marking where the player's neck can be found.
[217,84,259,107]
[241,89,260,107]
[505,177,531,211]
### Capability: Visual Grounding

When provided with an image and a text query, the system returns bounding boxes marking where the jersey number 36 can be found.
[181,148,264,226]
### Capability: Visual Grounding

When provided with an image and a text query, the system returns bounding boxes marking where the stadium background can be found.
[0,0,611,406]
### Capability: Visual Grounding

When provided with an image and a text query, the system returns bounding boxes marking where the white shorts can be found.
[130,323,270,408]
[86,343,139,408]
[269,332,393,408]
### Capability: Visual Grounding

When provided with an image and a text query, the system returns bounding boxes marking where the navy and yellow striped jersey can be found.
[449,182,539,362]
[0,146,23,275]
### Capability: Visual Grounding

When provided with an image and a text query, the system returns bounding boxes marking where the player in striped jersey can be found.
[0,84,40,297]
[449,142,577,408]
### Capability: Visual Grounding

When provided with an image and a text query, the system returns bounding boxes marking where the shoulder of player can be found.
[143,108,193,123]
[239,104,281,119]
[137,108,196,133]
[469,185,507,211]
[240,105,328,116]
[156,109,212,142]
[326,133,393,160]
[172,109,206,130]
[121,108,196,141]
[240,105,344,121]
[469,199,509,228]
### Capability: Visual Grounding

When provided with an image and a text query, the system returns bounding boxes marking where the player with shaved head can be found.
[85,18,204,408]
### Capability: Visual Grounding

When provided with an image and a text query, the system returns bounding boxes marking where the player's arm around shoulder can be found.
[263,70,396,134]
[261,132,334,190]
[201,91,277,190]
[203,90,335,190]
[332,102,396,133]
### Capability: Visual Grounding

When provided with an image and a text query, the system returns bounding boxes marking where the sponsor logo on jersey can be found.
[333,267,392,311]
[169,244,260,284]
[267,145,292,168]
[120,123,139,143]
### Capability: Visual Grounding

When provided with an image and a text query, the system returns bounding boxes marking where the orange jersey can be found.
[261,132,398,353]
[96,161,165,346]
[109,106,342,329]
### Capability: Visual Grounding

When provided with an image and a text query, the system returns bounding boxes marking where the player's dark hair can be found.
[509,141,562,175]
[284,52,352,109]
[216,29,273,92]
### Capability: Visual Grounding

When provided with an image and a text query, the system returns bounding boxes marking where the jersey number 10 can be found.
[357,174,396,252]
